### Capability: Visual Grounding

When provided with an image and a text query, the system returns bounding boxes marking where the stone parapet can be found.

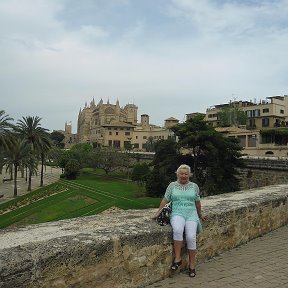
[239,168,288,190]
[0,185,287,288]
[245,158,288,170]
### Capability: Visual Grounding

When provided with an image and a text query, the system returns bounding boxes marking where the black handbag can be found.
[156,202,172,226]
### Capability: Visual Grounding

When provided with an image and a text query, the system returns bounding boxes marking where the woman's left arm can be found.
[196,200,208,221]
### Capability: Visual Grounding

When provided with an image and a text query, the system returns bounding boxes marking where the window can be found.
[115,132,119,136]
[237,136,246,148]
[262,118,269,127]
[280,109,284,114]
[133,143,139,148]
[261,134,272,144]
[247,135,257,147]
[109,132,112,135]
[108,140,112,147]
[248,119,256,128]
[143,136,147,139]
[262,108,269,113]
[113,140,120,148]
[246,109,260,117]
[254,109,260,117]
[125,132,130,136]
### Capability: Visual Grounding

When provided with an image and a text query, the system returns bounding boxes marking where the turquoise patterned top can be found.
[164,181,202,233]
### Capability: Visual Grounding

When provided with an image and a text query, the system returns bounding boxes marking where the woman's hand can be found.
[152,211,160,220]
[200,214,208,221]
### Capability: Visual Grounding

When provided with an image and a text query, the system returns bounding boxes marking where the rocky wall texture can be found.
[239,168,288,190]
[0,185,287,288]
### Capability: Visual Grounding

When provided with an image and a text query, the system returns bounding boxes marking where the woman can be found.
[153,164,207,277]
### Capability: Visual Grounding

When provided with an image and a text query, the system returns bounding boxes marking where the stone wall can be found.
[0,185,287,288]
[239,158,288,190]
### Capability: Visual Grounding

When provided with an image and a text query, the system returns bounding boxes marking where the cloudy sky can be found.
[1,0,288,133]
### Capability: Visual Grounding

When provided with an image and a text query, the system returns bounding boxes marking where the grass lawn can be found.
[0,172,161,229]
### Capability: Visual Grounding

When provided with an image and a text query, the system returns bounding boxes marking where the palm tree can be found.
[16,116,51,191]
[0,110,15,176]
[26,152,39,191]
[39,137,52,186]
[3,137,31,197]
[0,110,14,151]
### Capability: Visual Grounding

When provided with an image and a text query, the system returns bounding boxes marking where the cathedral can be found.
[64,98,179,150]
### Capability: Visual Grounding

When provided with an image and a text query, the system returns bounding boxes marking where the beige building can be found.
[75,99,178,150]
[205,95,288,129]
[215,126,288,157]
[204,95,288,157]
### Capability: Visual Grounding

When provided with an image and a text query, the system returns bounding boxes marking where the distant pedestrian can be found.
[153,164,208,277]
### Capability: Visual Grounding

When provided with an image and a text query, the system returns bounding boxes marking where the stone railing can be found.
[0,185,287,288]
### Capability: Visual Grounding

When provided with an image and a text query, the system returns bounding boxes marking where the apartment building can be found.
[205,95,288,157]
[205,95,288,129]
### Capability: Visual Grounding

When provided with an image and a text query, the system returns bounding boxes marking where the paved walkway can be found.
[146,225,288,288]
[0,166,62,204]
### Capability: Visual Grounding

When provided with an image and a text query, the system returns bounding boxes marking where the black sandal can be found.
[171,260,182,271]
[189,268,196,277]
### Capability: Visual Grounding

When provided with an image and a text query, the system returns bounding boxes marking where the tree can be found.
[145,136,156,152]
[50,131,65,148]
[90,147,127,175]
[2,136,31,197]
[131,163,150,186]
[39,137,52,187]
[0,110,14,151]
[57,149,76,172]
[70,143,93,167]
[16,116,51,191]
[218,106,247,127]
[65,158,80,180]
[145,138,181,197]
[172,115,245,195]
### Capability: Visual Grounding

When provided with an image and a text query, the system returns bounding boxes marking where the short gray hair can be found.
[176,164,191,176]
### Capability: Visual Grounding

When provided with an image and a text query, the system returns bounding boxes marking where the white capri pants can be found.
[170,215,198,250]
